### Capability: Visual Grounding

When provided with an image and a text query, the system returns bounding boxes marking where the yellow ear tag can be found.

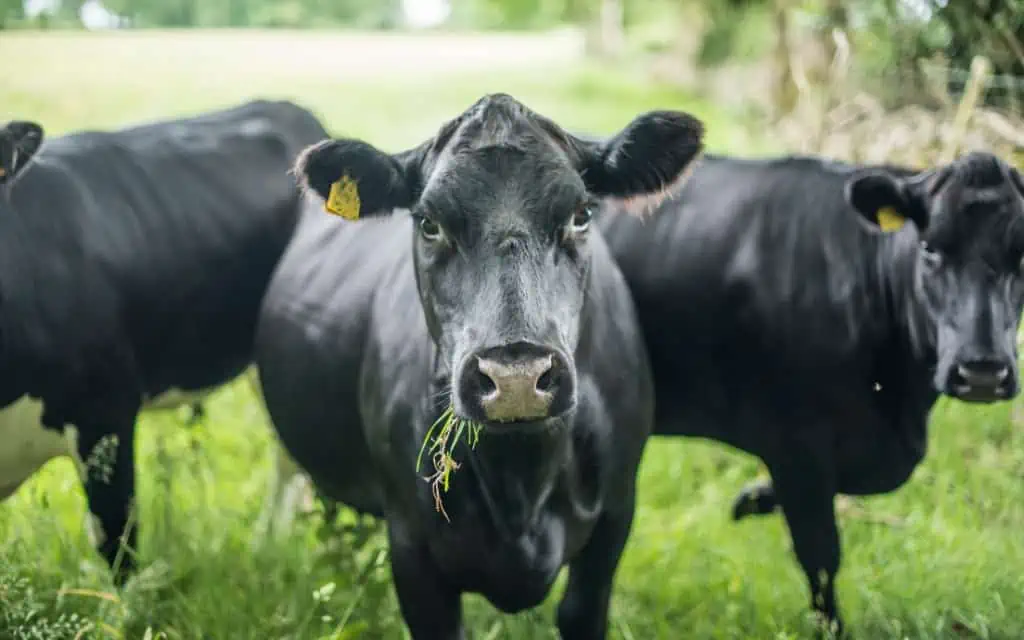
[876,206,906,232]
[324,175,360,221]
[0,168,6,178]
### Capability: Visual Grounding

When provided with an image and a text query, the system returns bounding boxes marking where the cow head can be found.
[846,152,1024,403]
[0,121,44,186]
[296,94,703,426]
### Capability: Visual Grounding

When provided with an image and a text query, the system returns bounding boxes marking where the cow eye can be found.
[920,242,942,268]
[570,206,593,233]
[418,217,443,242]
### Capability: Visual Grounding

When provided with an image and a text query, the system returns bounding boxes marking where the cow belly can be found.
[0,398,82,501]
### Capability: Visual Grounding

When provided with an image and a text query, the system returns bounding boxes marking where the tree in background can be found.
[0,0,25,29]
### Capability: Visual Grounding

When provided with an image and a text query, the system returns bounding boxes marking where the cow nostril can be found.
[956,362,1011,387]
[536,367,555,394]
[475,368,497,395]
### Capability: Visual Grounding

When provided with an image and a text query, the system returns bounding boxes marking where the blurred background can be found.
[3,2,1024,639]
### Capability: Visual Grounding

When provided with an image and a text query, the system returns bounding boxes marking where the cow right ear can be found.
[844,170,929,233]
[0,121,44,184]
[294,138,422,220]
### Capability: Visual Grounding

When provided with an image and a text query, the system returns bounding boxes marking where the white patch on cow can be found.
[0,397,84,502]
[0,398,106,549]
[143,387,217,411]
[0,387,218,505]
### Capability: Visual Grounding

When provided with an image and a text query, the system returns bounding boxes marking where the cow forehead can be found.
[931,156,1022,228]
[453,94,546,144]
[944,152,1011,189]
[424,145,584,228]
[929,191,1024,258]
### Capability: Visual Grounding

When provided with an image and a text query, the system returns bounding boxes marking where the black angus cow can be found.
[597,151,1024,634]
[254,93,705,638]
[0,99,329,582]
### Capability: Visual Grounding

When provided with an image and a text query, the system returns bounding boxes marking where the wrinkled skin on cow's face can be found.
[297,93,703,427]
[846,152,1024,403]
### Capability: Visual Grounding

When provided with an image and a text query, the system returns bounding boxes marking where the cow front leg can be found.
[388,521,464,640]
[556,501,635,640]
[773,463,844,637]
[78,422,137,585]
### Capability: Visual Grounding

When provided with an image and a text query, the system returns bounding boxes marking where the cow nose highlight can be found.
[476,354,554,422]
[956,360,1011,388]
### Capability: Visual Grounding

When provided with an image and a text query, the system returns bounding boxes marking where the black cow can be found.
[254,93,704,638]
[0,99,329,582]
[597,151,1024,634]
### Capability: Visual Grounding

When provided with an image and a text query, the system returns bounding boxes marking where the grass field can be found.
[2,29,1024,640]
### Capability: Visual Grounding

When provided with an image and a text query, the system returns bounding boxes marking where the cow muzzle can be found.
[456,341,575,424]
[945,356,1018,403]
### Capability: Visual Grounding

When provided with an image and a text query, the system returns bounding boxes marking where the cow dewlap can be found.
[324,175,361,220]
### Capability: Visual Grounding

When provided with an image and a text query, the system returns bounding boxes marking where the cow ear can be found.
[0,121,44,184]
[294,138,422,220]
[570,111,704,216]
[844,170,929,233]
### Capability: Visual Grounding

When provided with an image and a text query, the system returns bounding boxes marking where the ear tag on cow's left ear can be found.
[876,206,906,232]
[324,174,361,221]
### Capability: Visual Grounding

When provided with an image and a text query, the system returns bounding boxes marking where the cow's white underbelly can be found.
[0,387,218,502]
[0,397,81,500]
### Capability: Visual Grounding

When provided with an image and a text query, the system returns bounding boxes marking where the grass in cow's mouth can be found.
[415,404,484,521]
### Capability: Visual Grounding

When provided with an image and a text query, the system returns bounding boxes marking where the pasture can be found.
[2,29,1024,640]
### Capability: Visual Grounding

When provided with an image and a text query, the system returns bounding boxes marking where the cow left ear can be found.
[570,111,705,215]
[844,170,930,233]
[0,121,44,184]
[294,137,424,221]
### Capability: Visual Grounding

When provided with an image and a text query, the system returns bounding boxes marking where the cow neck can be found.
[461,421,572,541]
[425,349,574,540]
[879,231,936,369]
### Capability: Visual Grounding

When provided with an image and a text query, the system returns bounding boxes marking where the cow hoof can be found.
[730,480,778,521]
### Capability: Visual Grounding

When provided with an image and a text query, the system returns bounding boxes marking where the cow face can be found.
[0,121,43,188]
[296,94,703,426]
[846,152,1024,403]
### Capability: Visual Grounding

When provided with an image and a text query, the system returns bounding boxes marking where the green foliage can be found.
[98,0,403,28]
[0,0,22,29]
[0,571,92,640]
[448,0,575,30]
[696,2,774,67]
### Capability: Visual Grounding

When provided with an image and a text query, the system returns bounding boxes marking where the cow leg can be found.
[772,464,843,637]
[77,422,137,585]
[556,503,635,640]
[388,522,464,640]
[731,478,778,521]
